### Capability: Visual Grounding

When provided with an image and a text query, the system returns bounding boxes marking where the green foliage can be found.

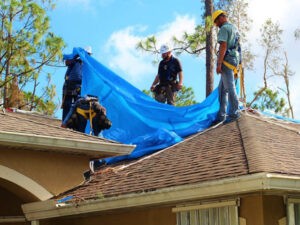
[142,85,197,107]
[250,88,287,116]
[23,90,56,115]
[142,89,153,97]
[136,25,207,57]
[175,86,197,106]
[0,0,65,115]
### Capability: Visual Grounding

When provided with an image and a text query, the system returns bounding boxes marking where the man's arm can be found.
[216,41,227,74]
[150,75,160,91]
[177,71,183,90]
[65,59,74,66]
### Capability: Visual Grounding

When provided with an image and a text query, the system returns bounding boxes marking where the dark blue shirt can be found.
[158,56,182,84]
[65,58,82,82]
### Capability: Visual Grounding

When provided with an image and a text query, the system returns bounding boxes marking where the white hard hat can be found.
[160,44,171,54]
[84,46,92,55]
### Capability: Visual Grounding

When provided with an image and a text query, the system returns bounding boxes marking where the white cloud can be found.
[156,14,197,47]
[104,15,197,84]
[104,26,156,83]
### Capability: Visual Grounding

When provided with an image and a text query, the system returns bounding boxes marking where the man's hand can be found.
[177,83,183,90]
[150,85,155,92]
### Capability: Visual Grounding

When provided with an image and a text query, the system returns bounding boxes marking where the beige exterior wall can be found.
[42,206,176,225]
[240,195,264,225]
[0,186,31,225]
[38,194,287,225]
[0,186,24,216]
[240,194,286,225]
[0,147,90,196]
[263,195,286,225]
[0,146,91,224]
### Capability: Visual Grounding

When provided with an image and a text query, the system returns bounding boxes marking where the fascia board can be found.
[0,131,135,157]
[22,173,300,221]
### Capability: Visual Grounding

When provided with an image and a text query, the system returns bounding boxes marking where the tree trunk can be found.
[205,0,214,97]
[283,52,294,118]
[3,65,9,108]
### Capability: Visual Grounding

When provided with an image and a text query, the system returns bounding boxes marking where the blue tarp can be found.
[65,48,300,165]
[64,47,220,164]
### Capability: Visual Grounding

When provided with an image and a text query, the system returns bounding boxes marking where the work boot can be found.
[223,113,241,124]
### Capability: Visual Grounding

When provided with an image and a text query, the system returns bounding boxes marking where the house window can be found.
[288,198,300,225]
[173,200,239,225]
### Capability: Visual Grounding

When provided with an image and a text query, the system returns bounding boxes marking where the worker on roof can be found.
[61,95,111,136]
[150,44,183,105]
[61,46,92,121]
[212,10,241,125]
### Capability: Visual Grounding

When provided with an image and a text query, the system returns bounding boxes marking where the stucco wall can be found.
[240,195,264,225]
[42,206,176,225]
[0,186,24,216]
[40,194,287,225]
[263,195,285,225]
[0,147,90,196]
[239,194,286,225]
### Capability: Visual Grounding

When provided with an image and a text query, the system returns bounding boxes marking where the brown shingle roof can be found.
[0,110,135,157]
[56,112,300,202]
[0,110,115,143]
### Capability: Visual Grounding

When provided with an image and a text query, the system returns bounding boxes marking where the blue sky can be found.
[47,0,300,120]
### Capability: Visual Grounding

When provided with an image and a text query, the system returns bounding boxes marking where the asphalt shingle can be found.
[55,112,300,202]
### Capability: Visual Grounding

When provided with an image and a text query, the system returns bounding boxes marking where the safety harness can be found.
[222,61,246,105]
[75,97,98,135]
[221,32,246,105]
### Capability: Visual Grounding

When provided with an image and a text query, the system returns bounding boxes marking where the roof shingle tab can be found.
[55,113,300,202]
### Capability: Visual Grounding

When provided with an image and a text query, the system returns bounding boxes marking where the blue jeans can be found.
[217,64,240,121]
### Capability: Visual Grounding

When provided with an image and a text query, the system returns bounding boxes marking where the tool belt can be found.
[63,80,81,96]
[153,81,178,94]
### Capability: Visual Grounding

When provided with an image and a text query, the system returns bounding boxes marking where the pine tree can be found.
[0,0,65,115]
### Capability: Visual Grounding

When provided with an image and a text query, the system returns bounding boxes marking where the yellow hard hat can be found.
[212,10,226,23]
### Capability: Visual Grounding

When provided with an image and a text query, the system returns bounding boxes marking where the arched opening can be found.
[0,165,53,201]
[0,165,53,224]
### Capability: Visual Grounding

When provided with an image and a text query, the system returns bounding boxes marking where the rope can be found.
[89,101,93,135]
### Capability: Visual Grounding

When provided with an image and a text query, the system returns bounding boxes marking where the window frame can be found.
[172,199,239,225]
[287,198,300,225]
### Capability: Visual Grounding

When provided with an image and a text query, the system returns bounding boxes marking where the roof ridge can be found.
[245,112,300,135]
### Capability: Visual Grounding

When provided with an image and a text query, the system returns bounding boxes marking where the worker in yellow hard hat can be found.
[211,10,241,125]
[212,10,227,24]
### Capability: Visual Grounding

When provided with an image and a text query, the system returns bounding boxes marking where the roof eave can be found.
[22,172,300,221]
[0,131,135,157]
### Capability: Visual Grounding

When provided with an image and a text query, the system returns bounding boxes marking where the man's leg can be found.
[62,95,73,121]
[76,113,87,133]
[166,86,175,105]
[216,77,227,122]
[222,66,240,121]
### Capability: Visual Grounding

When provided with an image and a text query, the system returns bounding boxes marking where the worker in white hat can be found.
[150,44,183,105]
